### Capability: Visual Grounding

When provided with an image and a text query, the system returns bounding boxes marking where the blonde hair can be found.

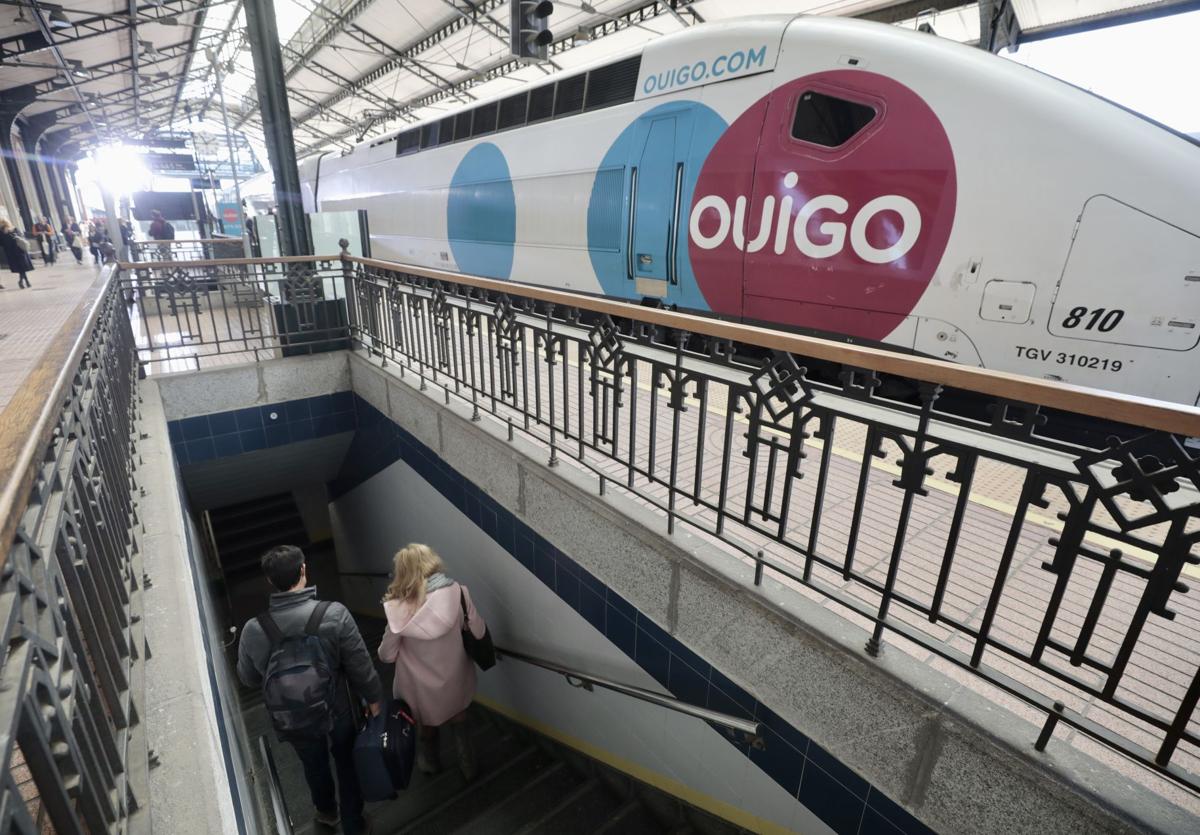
[383,543,445,604]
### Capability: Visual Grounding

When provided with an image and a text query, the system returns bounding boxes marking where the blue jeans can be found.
[288,710,365,833]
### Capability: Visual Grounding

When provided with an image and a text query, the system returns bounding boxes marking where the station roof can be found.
[0,0,1192,159]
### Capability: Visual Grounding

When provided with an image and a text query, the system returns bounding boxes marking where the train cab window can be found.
[790,91,876,148]
[420,121,440,149]
[396,128,420,156]
[472,102,499,137]
[437,117,455,146]
[454,110,473,141]
[528,84,555,123]
[498,92,529,129]
[554,74,586,117]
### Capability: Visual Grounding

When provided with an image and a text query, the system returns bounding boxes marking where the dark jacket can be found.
[148,218,175,240]
[0,230,33,274]
[237,587,383,715]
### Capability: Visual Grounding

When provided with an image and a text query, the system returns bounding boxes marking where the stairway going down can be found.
[207,492,309,580]
[252,615,751,835]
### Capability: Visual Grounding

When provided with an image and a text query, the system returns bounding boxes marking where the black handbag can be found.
[459,588,496,671]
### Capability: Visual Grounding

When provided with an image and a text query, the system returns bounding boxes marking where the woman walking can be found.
[378,544,487,780]
[86,221,100,265]
[0,220,34,289]
[32,217,55,265]
[64,217,84,264]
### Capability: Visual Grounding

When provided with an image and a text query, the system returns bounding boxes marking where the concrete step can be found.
[512,776,620,835]
[395,744,555,834]
[594,798,670,835]
[446,760,580,835]
[209,492,297,524]
[363,724,530,833]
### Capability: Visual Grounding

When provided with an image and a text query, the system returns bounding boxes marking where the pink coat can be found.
[378,583,486,726]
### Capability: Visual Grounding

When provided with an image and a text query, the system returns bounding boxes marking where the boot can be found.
[416,730,440,775]
[453,722,477,782]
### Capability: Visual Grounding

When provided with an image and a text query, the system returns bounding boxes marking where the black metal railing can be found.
[128,237,246,263]
[339,253,1200,796]
[118,256,348,372]
[0,267,149,832]
[106,248,1200,797]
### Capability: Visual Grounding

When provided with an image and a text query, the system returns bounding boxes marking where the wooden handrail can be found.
[116,254,343,269]
[109,252,1200,437]
[131,238,244,246]
[0,267,114,569]
[346,255,1200,439]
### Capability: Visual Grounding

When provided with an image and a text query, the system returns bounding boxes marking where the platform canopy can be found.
[0,0,1192,159]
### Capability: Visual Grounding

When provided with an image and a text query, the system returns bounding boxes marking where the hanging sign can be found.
[218,201,243,237]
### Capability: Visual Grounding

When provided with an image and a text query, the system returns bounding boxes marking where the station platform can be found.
[0,258,102,410]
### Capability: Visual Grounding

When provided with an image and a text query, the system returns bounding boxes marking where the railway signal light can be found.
[511,0,553,62]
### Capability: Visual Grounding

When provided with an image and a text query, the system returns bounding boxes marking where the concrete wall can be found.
[338,351,1197,835]
[137,379,257,835]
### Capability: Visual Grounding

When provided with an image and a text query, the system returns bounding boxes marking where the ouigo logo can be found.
[689,180,922,264]
[687,71,957,342]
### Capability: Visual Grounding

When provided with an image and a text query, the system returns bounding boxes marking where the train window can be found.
[437,117,455,146]
[584,56,641,111]
[498,92,529,130]
[554,74,586,117]
[790,91,876,148]
[528,84,555,123]
[420,122,440,149]
[472,102,498,137]
[395,129,420,156]
[454,110,473,141]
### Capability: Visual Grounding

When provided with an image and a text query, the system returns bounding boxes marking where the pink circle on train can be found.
[689,71,957,342]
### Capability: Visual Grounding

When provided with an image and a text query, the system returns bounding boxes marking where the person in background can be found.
[91,226,111,265]
[64,217,84,265]
[0,219,34,289]
[32,217,55,265]
[238,545,382,835]
[86,221,100,265]
[147,209,174,260]
[378,543,487,780]
[119,218,133,249]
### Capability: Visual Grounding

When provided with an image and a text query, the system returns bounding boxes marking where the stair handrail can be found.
[257,735,293,835]
[494,645,761,740]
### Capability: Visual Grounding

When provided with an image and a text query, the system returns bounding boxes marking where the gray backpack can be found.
[257,601,337,736]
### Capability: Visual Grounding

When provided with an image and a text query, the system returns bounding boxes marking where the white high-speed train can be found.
[300,15,1200,407]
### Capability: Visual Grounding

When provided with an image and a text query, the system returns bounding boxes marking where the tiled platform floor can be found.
[0,258,102,410]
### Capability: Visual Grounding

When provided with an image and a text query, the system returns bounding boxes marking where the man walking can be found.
[238,545,382,834]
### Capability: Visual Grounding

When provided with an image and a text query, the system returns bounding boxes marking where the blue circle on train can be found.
[587,102,727,309]
[448,142,516,280]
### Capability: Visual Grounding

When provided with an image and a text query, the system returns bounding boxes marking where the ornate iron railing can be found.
[0,268,149,833]
[340,252,1200,797]
[118,255,348,372]
[128,237,246,263]
[103,247,1200,797]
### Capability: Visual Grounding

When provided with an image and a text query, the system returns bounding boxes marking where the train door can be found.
[627,109,693,301]
[738,72,955,345]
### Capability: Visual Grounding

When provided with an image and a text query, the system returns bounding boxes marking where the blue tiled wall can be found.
[330,395,934,835]
[167,391,357,466]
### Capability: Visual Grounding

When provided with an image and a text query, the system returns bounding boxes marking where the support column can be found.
[1,130,33,230]
[45,156,66,226]
[0,140,19,225]
[243,0,311,256]
[101,185,124,263]
[17,129,51,223]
